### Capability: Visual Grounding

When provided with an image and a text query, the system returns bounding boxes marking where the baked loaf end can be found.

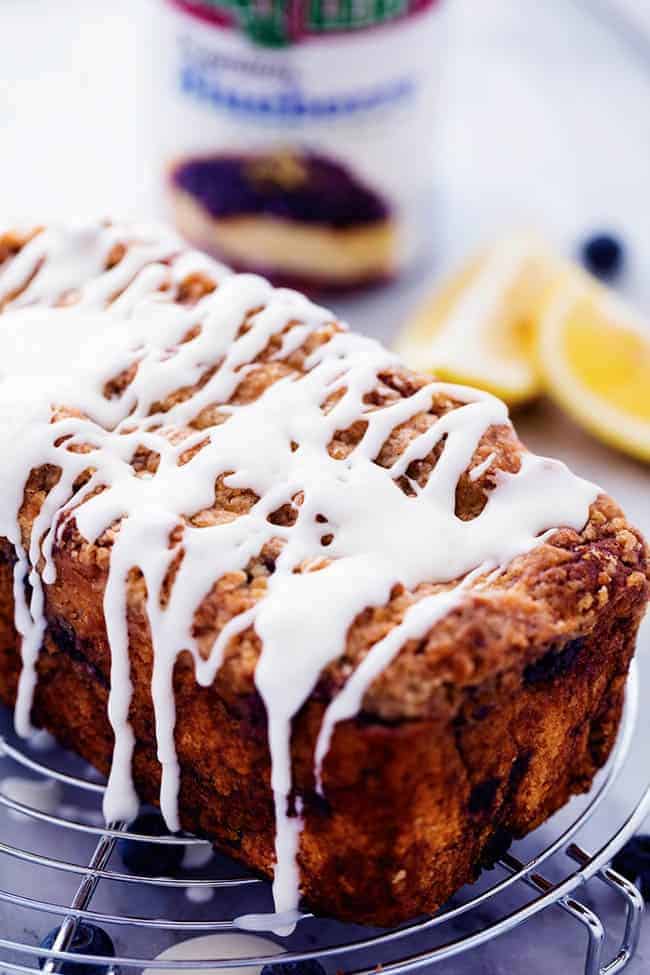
[0,223,647,926]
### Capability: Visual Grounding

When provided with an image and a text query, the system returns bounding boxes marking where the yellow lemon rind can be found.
[537,289,650,463]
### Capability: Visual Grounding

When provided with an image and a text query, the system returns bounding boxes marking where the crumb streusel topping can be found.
[0,222,600,923]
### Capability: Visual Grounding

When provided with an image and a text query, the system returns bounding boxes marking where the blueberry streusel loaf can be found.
[0,222,647,926]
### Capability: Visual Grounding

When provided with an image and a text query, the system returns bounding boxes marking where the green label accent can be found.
[175,0,427,47]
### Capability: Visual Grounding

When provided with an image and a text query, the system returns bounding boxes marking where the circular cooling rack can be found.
[0,662,648,975]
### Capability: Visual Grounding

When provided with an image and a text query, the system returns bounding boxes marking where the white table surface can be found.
[1,1,650,971]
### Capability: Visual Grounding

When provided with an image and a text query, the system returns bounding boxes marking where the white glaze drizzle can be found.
[182,842,215,870]
[235,910,307,933]
[0,222,600,922]
[185,885,215,904]
[143,933,284,975]
[469,450,497,482]
[58,804,106,827]
[0,774,63,820]
[26,728,57,752]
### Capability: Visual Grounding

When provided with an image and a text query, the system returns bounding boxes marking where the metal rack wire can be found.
[0,663,648,975]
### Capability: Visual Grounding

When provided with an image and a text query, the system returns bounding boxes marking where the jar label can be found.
[156,0,443,285]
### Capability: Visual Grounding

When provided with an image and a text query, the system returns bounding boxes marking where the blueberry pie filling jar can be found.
[155,0,444,292]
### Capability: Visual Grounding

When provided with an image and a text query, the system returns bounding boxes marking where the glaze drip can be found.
[0,222,599,922]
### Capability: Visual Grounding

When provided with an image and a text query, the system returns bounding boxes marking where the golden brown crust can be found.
[0,225,648,925]
[0,562,642,924]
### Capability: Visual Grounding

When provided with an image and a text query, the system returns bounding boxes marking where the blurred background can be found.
[2,0,650,292]
[1,0,650,972]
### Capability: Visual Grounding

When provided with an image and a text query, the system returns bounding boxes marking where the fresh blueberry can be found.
[612,834,650,899]
[261,962,327,975]
[581,233,624,280]
[39,923,114,974]
[117,811,184,876]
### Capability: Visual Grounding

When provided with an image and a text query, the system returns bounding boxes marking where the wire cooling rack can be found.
[0,662,648,975]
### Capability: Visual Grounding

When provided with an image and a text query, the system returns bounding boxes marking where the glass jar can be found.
[155,0,444,293]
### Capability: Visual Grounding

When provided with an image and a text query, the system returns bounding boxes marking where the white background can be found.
[1,1,650,971]
[2,0,650,301]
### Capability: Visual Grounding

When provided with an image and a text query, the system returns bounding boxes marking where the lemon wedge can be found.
[538,277,650,461]
[395,236,553,406]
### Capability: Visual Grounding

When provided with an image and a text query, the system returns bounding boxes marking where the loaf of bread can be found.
[0,222,647,927]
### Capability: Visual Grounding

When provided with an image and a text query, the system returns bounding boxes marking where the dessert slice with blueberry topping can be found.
[169,151,396,292]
